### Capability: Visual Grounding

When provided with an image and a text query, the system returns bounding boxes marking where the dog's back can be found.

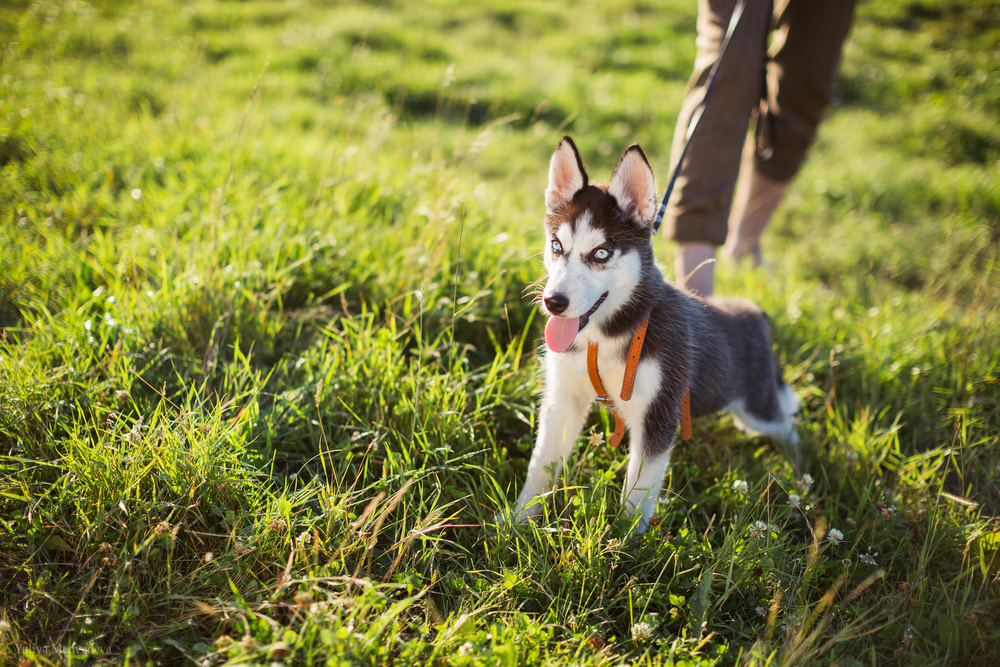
[634,284,792,430]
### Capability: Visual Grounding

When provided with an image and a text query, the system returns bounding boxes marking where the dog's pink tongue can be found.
[544,316,580,353]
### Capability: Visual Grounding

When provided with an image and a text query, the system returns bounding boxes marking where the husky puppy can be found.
[505,136,800,535]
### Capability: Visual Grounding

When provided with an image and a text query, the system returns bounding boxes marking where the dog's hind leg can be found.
[776,381,802,471]
[507,389,591,523]
[728,381,801,470]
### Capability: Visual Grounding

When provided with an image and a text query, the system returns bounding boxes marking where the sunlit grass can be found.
[1,0,998,664]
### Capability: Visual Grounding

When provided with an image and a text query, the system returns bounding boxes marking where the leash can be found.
[587,314,692,446]
[652,0,754,236]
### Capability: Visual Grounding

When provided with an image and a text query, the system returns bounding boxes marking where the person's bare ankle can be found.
[726,168,787,267]
[675,243,716,297]
[722,240,764,267]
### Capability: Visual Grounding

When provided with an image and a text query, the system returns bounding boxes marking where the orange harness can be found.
[586,315,692,447]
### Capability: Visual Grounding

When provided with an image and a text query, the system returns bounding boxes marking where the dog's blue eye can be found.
[551,239,563,254]
[592,248,611,261]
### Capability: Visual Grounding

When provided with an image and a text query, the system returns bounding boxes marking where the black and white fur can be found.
[504,136,800,535]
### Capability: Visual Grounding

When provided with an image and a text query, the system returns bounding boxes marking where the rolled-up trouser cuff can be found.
[755,143,803,184]
[666,210,730,247]
[754,142,806,183]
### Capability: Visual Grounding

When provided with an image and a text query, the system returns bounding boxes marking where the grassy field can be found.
[2,0,999,664]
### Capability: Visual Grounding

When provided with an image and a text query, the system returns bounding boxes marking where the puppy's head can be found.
[540,136,658,353]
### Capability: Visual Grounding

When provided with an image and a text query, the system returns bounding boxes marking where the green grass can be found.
[2,0,999,664]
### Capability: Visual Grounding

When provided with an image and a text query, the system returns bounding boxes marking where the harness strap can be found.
[586,340,609,399]
[620,316,649,401]
[587,315,693,446]
[587,341,626,448]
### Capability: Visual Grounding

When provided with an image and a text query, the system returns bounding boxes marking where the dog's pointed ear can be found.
[545,136,588,214]
[609,145,657,226]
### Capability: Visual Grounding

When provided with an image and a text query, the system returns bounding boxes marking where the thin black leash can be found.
[652,0,750,236]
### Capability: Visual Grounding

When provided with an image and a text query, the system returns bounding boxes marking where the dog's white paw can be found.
[494,503,539,528]
[622,492,660,538]
[624,515,650,539]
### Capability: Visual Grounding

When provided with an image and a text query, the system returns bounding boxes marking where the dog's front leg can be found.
[622,420,676,535]
[508,373,591,523]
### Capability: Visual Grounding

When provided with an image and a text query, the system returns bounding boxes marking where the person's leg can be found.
[724,0,857,267]
[758,0,857,183]
[675,242,717,297]
[665,0,771,295]
[722,143,787,265]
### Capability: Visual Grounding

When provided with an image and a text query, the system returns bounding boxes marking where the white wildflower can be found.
[733,479,749,494]
[878,503,897,519]
[788,493,802,508]
[630,621,654,642]
[755,606,766,618]
[749,520,769,540]
[127,416,144,443]
[902,626,918,648]
[860,549,878,566]
[841,558,851,567]
[827,528,844,546]
[297,530,312,547]
[797,474,814,493]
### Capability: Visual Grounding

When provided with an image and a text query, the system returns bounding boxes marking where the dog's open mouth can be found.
[544,292,608,353]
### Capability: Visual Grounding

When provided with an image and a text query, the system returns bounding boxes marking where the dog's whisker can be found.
[523,250,544,262]
[522,276,547,297]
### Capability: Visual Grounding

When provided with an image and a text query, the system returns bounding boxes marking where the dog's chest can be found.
[546,334,663,424]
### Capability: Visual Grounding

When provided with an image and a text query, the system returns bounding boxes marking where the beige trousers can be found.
[664,0,857,246]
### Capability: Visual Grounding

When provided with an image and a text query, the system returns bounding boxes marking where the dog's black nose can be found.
[544,293,569,315]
